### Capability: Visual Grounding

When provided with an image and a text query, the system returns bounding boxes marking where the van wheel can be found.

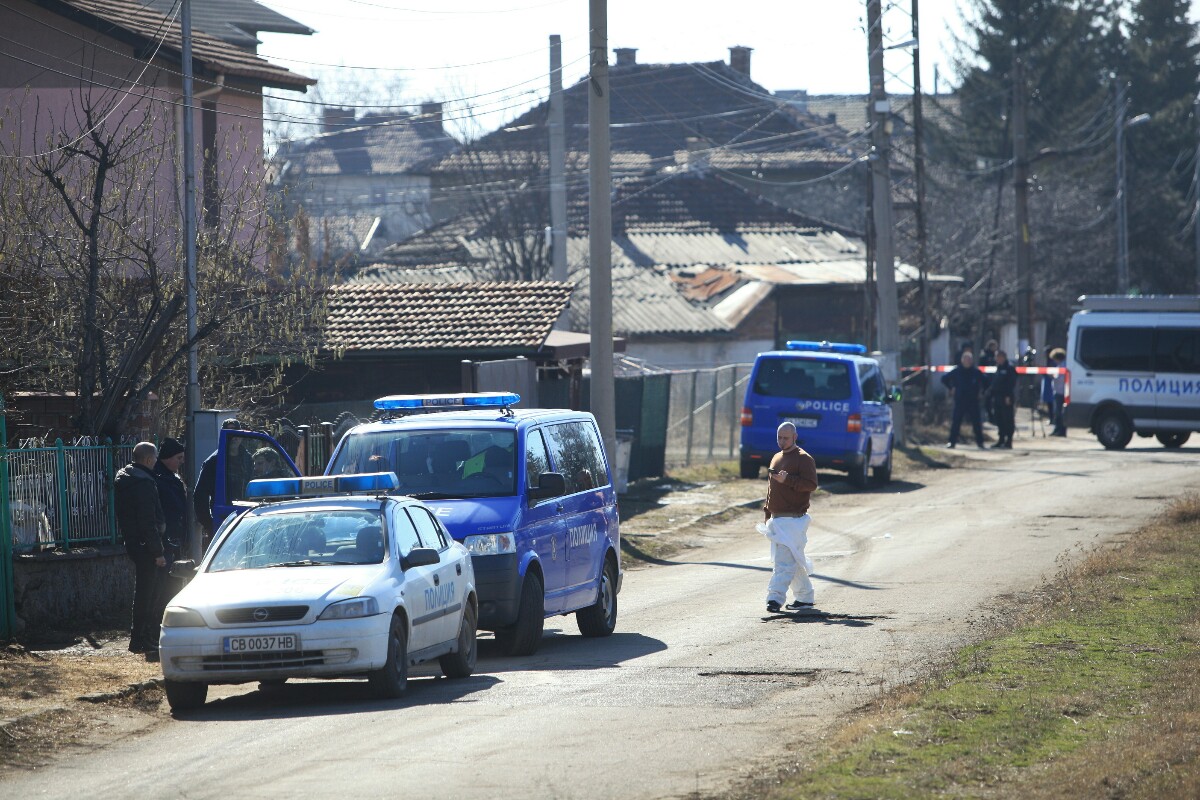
[1156,432,1191,449]
[439,602,478,679]
[164,680,207,712]
[368,615,408,698]
[577,557,618,638]
[873,441,893,484]
[1095,410,1133,450]
[849,444,871,489]
[495,571,544,657]
[739,459,759,479]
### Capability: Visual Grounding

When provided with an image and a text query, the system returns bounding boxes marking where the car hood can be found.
[176,564,388,611]
[421,497,521,539]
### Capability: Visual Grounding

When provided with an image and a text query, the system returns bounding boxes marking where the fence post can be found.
[685,371,698,466]
[320,422,334,473]
[106,439,118,545]
[55,438,70,552]
[728,366,738,458]
[707,369,718,460]
[0,395,16,639]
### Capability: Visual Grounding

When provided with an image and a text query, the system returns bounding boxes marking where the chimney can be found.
[728,45,753,78]
[420,101,444,134]
[614,47,637,67]
[684,136,710,173]
[322,106,355,133]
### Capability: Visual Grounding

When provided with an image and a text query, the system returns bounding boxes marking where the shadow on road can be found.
[474,630,667,674]
[820,478,925,495]
[762,610,888,628]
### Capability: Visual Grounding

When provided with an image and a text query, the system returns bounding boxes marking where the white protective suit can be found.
[757,516,815,606]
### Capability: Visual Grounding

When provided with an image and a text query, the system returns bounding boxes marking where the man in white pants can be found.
[758,421,819,613]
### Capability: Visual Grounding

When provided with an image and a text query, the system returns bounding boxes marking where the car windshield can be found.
[328,428,517,499]
[208,509,385,572]
[753,358,852,400]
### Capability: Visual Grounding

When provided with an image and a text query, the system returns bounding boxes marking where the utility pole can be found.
[1115,79,1130,294]
[866,0,904,442]
[181,0,202,561]
[1013,56,1034,354]
[1194,92,1200,293]
[588,0,616,461]
[910,0,931,403]
[548,34,569,320]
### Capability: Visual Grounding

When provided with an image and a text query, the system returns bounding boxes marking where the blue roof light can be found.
[786,340,868,355]
[245,472,399,500]
[374,392,520,411]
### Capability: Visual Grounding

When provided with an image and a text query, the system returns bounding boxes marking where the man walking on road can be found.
[758,422,819,613]
[115,442,166,655]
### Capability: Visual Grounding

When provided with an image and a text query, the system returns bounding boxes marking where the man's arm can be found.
[193,459,214,530]
[784,453,818,493]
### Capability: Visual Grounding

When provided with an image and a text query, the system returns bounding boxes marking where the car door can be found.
[543,421,610,609]
[406,506,463,645]
[1152,324,1200,432]
[213,430,300,528]
[389,505,439,653]
[858,364,891,463]
[519,428,568,614]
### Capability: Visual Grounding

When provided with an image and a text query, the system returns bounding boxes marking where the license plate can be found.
[222,634,300,653]
[784,416,819,428]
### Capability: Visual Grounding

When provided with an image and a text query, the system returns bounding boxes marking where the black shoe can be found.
[991,442,1005,449]
[143,649,160,663]
[128,639,150,654]
[976,442,987,450]
[786,600,814,610]
[766,600,781,613]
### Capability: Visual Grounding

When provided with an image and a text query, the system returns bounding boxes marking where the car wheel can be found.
[439,601,478,679]
[1156,431,1191,449]
[576,557,619,638]
[739,459,759,479]
[495,570,544,657]
[873,440,893,484]
[368,615,409,699]
[1095,410,1133,450]
[163,680,207,712]
[849,444,871,489]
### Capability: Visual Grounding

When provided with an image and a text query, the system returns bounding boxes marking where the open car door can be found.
[212,429,300,528]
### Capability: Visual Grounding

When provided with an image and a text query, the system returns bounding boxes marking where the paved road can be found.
[5,437,1197,799]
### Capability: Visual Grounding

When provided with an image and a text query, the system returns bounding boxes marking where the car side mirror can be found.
[528,472,566,502]
[402,547,439,570]
[886,386,902,403]
[170,560,197,579]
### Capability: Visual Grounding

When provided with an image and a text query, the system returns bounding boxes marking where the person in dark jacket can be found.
[986,350,1018,449]
[193,418,243,547]
[115,442,166,654]
[152,437,187,623]
[942,350,986,449]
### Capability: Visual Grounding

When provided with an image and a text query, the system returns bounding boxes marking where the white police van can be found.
[1064,295,1200,449]
[159,472,477,712]
[209,393,622,658]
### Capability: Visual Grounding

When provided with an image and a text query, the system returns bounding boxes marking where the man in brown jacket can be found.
[759,422,819,613]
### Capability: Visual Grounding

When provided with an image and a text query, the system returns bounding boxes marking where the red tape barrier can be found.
[902,365,1067,376]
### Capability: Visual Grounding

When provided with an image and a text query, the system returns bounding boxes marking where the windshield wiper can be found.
[405,491,457,500]
[274,560,325,567]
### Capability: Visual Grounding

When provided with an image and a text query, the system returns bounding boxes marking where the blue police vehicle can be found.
[739,341,899,488]
[209,393,621,657]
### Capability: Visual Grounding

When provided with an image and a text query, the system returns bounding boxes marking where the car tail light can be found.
[847,413,862,433]
[741,407,753,426]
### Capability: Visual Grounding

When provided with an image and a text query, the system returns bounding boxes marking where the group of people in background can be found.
[941,339,1067,449]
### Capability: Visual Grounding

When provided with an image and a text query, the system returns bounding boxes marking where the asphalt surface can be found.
[4,435,1198,799]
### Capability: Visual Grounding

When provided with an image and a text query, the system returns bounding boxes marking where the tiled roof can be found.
[466,61,851,163]
[797,93,962,137]
[324,282,572,352]
[276,113,459,177]
[139,0,311,48]
[41,0,314,89]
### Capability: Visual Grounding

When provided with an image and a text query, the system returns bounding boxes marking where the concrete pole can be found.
[549,34,569,317]
[1115,80,1129,294]
[1194,92,1200,293]
[910,0,932,405]
[588,0,616,461]
[1013,56,1034,354]
[181,0,202,561]
[866,0,904,443]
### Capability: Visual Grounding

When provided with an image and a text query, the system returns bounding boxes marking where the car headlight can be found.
[464,532,516,556]
[162,607,206,627]
[318,597,380,621]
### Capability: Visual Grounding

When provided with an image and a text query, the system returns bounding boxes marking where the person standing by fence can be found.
[152,438,187,632]
[115,442,165,656]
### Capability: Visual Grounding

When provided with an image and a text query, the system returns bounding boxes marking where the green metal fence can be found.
[1,396,15,639]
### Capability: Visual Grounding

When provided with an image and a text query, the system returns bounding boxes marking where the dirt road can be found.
[2,436,1196,799]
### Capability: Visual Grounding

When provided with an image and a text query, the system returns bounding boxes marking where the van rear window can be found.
[752,359,852,400]
[1076,328,1153,372]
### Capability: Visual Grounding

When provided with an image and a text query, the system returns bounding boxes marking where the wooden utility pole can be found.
[181,0,202,561]
[1013,56,1034,354]
[588,0,616,460]
[911,0,932,402]
[1195,92,1200,293]
[1115,79,1130,294]
[866,0,904,442]
[549,34,569,315]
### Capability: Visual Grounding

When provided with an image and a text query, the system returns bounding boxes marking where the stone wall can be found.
[12,546,133,635]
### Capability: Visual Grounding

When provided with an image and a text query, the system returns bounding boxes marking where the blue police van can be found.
[208,393,621,657]
[739,341,899,487]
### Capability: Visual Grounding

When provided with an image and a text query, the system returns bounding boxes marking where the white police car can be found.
[158,472,477,712]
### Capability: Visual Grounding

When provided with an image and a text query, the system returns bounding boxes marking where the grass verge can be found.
[729,493,1200,799]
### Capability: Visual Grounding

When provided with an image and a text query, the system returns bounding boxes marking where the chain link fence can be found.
[663,364,754,468]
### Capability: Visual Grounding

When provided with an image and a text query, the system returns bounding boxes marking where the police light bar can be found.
[373,392,521,411]
[786,340,868,355]
[245,472,400,500]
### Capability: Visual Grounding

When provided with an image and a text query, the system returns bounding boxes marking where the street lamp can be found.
[1115,79,1150,294]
